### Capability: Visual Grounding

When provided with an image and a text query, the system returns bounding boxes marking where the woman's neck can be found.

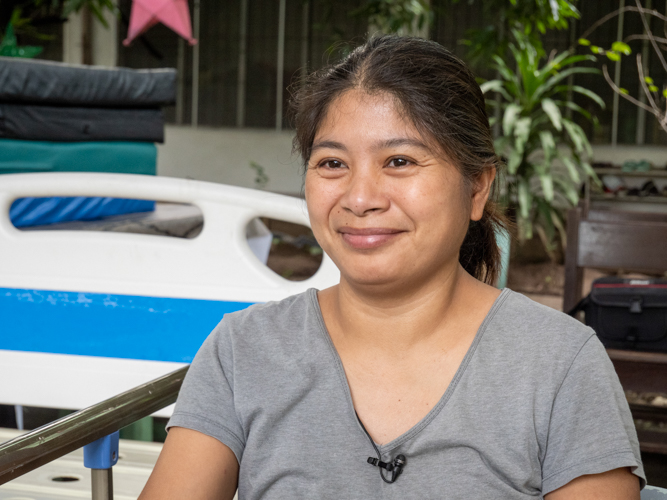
[318,263,493,354]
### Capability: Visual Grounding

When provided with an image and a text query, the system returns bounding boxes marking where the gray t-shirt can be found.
[168,288,645,499]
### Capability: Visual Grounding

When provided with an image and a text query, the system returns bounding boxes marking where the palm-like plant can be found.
[481,30,603,257]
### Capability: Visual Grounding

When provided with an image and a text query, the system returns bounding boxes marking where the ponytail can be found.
[459,201,508,286]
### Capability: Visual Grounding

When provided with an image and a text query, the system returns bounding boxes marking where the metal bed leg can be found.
[14,405,23,431]
[84,431,119,500]
[91,468,114,500]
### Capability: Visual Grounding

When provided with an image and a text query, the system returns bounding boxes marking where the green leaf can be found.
[554,100,593,121]
[663,89,667,98]
[541,98,562,131]
[611,41,631,55]
[580,161,597,179]
[494,136,510,154]
[644,76,654,84]
[649,85,659,92]
[479,80,500,94]
[551,210,567,249]
[578,38,591,46]
[492,55,520,88]
[554,54,597,69]
[553,177,579,206]
[555,85,606,109]
[562,119,584,153]
[514,117,532,153]
[560,155,581,184]
[507,149,523,174]
[534,68,600,102]
[539,130,556,158]
[535,203,555,247]
[539,172,554,202]
[503,104,522,136]
[518,178,532,220]
[606,51,621,61]
[522,219,534,241]
[619,88,629,95]
[543,50,575,71]
[480,80,512,101]
[590,46,601,54]
[579,161,601,187]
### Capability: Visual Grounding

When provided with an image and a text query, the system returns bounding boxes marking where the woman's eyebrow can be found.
[311,140,347,153]
[375,138,431,151]
[311,138,430,154]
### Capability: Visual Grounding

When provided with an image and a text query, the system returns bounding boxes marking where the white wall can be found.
[62,9,117,66]
[157,126,304,196]
[157,126,667,197]
[92,9,118,67]
[62,10,83,64]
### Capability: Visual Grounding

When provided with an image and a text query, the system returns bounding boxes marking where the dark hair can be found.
[290,35,506,285]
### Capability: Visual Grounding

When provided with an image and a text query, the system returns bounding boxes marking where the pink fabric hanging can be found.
[123,0,197,47]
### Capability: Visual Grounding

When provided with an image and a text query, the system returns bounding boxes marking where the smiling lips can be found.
[338,227,404,250]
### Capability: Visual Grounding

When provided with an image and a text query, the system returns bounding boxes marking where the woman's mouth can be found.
[338,227,404,250]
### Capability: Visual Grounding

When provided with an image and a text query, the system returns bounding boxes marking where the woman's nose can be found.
[339,168,390,217]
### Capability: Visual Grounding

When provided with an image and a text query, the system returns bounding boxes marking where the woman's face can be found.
[305,89,493,289]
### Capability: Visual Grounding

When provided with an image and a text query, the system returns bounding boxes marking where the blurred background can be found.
[2,0,665,194]
[2,0,667,496]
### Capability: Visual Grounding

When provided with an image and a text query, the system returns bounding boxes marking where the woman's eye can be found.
[321,160,344,169]
[388,157,411,168]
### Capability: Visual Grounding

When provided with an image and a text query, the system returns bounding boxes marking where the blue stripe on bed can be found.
[0,288,254,363]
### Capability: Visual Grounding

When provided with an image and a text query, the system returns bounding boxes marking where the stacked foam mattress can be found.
[0,56,176,226]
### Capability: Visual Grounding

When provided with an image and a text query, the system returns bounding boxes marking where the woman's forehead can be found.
[315,90,424,145]
[313,89,447,159]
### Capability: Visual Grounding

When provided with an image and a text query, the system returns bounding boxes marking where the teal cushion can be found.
[0,139,156,175]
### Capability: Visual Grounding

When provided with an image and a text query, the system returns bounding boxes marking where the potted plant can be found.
[481,30,603,259]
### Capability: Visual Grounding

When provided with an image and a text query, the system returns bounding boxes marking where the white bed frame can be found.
[0,173,339,416]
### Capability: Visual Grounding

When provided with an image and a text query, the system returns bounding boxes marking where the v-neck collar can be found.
[308,287,511,454]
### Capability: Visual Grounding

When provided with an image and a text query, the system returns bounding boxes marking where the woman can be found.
[140,35,644,499]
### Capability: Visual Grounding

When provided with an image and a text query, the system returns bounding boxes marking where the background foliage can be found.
[577,2,667,136]
[459,0,579,68]
[482,30,602,257]
[350,0,432,35]
[1,0,116,42]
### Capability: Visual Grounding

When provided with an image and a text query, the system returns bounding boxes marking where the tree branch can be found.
[624,33,667,46]
[602,64,662,118]
[635,0,667,74]
[577,6,667,50]
[636,54,661,116]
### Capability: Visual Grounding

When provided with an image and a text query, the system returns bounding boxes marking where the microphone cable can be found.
[356,413,407,484]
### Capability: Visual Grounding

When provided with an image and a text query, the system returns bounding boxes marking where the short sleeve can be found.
[167,320,246,462]
[541,334,645,494]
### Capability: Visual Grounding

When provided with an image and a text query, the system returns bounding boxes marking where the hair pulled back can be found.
[290,34,506,285]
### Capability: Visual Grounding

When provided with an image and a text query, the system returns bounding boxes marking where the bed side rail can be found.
[0,365,188,487]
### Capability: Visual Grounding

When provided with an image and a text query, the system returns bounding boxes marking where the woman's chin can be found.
[337,255,457,293]
[339,266,411,289]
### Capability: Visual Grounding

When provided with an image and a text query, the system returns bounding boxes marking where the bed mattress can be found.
[0,104,164,142]
[0,57,176,107]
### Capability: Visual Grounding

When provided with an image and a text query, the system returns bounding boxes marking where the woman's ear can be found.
[470,167,496,221]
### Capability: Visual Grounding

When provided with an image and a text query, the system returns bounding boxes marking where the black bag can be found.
[569,276,667,352]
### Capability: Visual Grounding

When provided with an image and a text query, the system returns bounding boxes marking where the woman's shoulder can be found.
[222,288,316,328]
[207,288,322,350]
[486,289,597,362]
